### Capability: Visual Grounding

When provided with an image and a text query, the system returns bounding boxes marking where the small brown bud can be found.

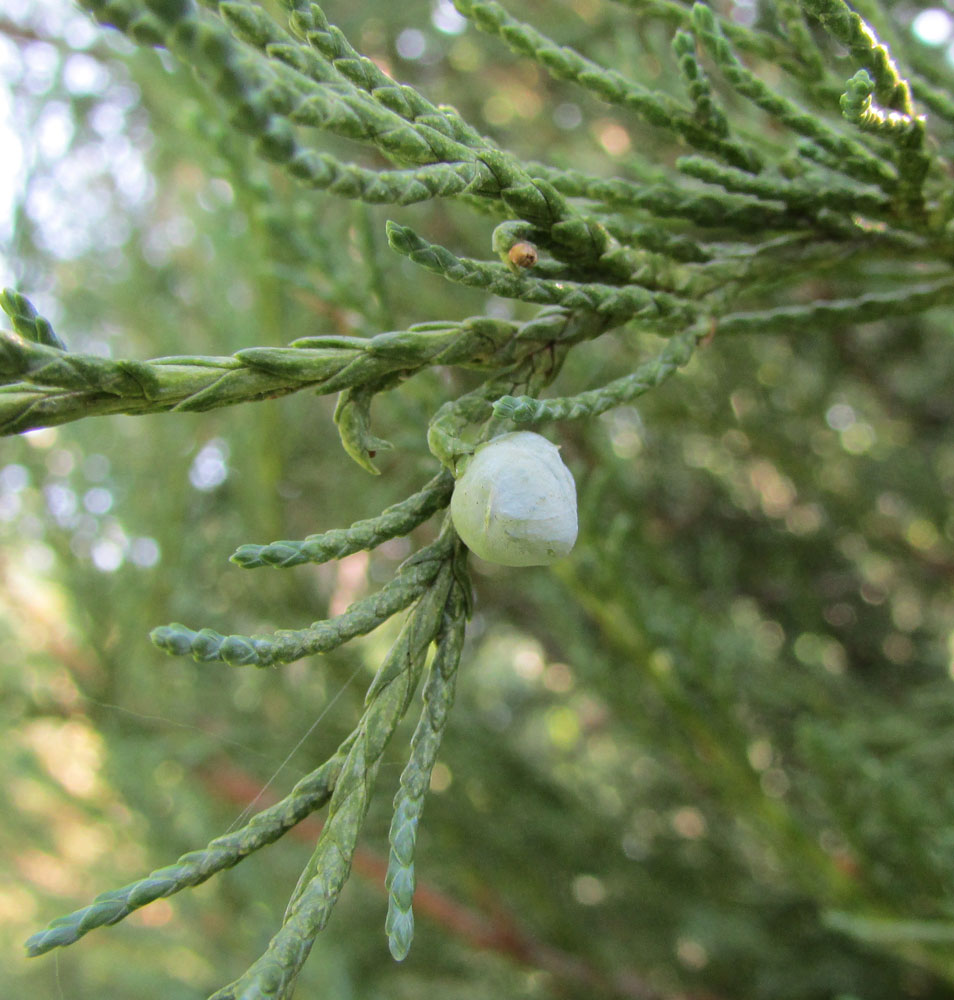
[508,242,538,268]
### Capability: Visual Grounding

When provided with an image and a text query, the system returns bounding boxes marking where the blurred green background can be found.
[3,1,954,998]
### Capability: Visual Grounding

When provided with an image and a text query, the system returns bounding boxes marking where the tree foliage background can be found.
[3,0,954,998]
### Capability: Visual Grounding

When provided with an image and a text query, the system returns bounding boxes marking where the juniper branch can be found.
[284,153,485,204]
[910,77,954,125]
[840,70,929,216]
[386,580,468,961]
[209,557,456,1000]
[453,0,761,173]
[599,218,711,264]
[150,534,453,667]
[0,311,580,435]
[231,471,454,570]
[713,278,954,335]
[775,0,825,82]
[801,0,913,114]
[24,736,353,957]
[493,325,700,424]
[493,276,954,423]
[281,0,621,266]
[333,377,399,474]
[611,0,805,68]
[527,163,797,231]
[385,222,695,324]
[690,2,897,190]
[427,304,617,467]
[672,28,729,138]
[164,1,499,200]
[676,155,892,218]
[213,0,491,187]
[282,2,630,266]
[84,2,644,274]
[279,0,486,150]
[490,218,698,290]
[846,0,954,123]
[0,289,66,350]
[78,0,442,170]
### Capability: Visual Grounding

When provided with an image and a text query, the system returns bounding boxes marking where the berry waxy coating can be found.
[450,431,578,566]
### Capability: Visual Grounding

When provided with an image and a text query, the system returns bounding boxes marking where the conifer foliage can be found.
[6,1,954,998]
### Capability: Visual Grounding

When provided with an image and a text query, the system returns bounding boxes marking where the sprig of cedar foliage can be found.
[7,0,954,997]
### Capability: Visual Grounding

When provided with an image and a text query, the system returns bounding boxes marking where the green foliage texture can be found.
[4,0,954,998]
